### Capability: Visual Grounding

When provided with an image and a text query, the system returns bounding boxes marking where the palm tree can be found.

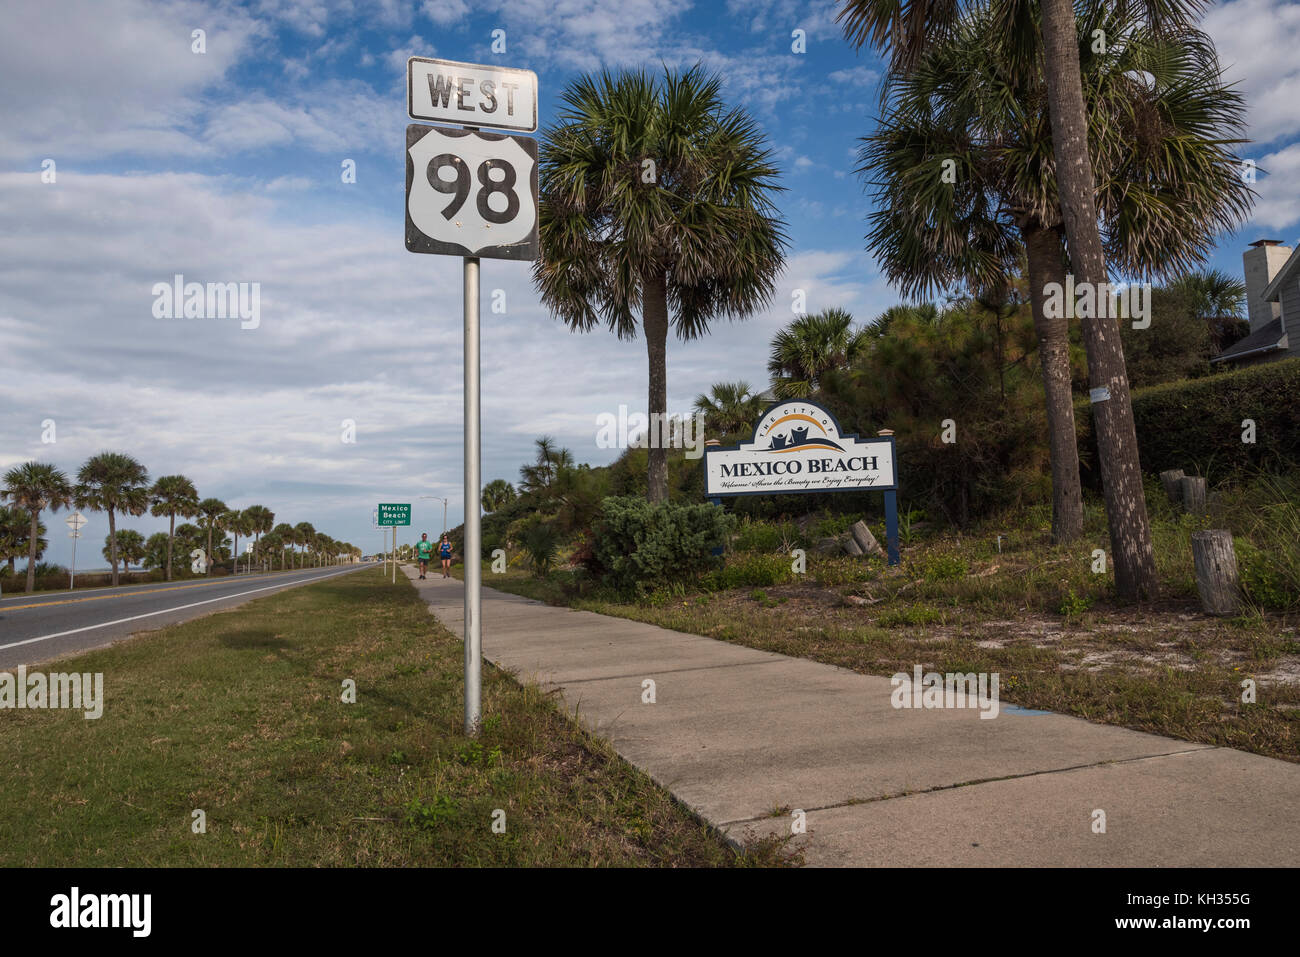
[1,463,72,593]
[840,0,1219,597]
[103,529,146,574]
[272,523,295,570]
[535,66,788,503]
[1171,269,1249,352]
[221,510,243,573]
[294,522,315,568]
[837,0,1222,598]
[74,452,149,587]
[858,3,1250,543]
[260,531,283,571]
[149,474,199,581]
[0,505,33,576]
[196,497,226,573]
[767,309,867,399]
[482,480,517,513]
[235,511,257,573]
[693,381,766,440]
[242,505,274,574]
[519,437,575,495]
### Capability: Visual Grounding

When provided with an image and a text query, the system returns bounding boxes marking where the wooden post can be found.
[1191,530,1241,616]
[850,520,882,557]
[1180,476,1208,516]
[1159,469,1185,503]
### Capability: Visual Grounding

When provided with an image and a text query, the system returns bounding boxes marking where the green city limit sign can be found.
[377,503,412,526]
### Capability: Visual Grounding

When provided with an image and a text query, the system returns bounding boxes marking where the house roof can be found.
[1261,244,1300,303]
[1211,317,1288,364]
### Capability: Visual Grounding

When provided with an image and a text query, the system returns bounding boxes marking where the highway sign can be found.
[65,512,87,530]
[67,530,81,538]
[407,57,538,132]
[405,124,538,261]
[377,503,412,526]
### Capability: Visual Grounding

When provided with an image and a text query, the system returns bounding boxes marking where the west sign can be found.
[704,400,897,497]
[407,57,538,133]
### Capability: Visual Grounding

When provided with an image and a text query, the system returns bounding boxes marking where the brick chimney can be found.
[1243,239,1291,332]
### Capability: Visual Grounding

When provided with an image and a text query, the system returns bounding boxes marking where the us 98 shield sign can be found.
[405,123,539,261]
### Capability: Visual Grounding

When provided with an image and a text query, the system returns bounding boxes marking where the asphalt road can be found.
[0,563,377,669]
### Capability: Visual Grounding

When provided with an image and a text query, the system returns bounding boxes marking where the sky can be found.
[2,0,1299,569]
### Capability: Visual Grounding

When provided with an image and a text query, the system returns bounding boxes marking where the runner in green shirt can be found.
[415,533,435,579]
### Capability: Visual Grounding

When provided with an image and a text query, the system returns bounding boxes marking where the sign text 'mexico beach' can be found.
[705,401,896,497]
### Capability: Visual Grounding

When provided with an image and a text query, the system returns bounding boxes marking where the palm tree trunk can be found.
[166,513,175,582]
[1039,0,1157,598]
[108,509,119,586]
[1023,222,1085,544]
[643,271,670,504]
[206,524,213,575]
[25,510,39,593]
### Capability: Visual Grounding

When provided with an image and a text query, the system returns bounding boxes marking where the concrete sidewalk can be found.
[406,568,1300,866]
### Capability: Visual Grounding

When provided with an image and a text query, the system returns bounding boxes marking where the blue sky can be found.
[2,0,1299,568]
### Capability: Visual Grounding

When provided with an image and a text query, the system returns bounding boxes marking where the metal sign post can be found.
[65,512,87,590]
[464,255,482,734]
[703,401,902,565]
[404,56,539,738]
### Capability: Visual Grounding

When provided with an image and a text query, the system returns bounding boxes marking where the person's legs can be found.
[442,557,450,578]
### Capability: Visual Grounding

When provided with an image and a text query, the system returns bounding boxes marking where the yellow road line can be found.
[1,568,343,612]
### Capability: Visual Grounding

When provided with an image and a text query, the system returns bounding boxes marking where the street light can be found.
[419,495,449,534]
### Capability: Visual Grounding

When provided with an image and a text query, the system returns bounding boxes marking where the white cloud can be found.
[0,0,265,162]
[0,168,885,564]
[385,34,433,74]
[1249,142,1300,230]
[421,0,470,28]
[1203,0,1300,147]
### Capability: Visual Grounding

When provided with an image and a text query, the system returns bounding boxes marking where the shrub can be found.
[732,518,803,553]
[1076,357,1300,484]
[519,519,560,578]
[1238,541,1299,610]
[913,552,968,582]
[702,551,792,590]
[592,497,734,594]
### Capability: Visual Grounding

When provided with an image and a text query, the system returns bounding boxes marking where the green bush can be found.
[732,518,804,553]
[702,551,793,590]
[913,552,968,582]
[1076,357,1300,483]
[1238,541,1299,610]
[592,497,735,594]
[519,519,561,578]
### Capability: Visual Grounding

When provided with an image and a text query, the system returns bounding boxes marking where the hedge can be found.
[1076,356,1300,483]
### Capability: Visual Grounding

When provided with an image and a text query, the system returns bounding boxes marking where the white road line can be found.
[0,566,365,652]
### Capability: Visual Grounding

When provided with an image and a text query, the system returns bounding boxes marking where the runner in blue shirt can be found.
[439,535,453,578]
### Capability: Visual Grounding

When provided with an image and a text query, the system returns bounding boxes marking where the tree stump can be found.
[849,520,882,557]
[1180,476,1208,516]
[1159,469,1185,503]
[843,535,864,557]
[1191,530,1241,616]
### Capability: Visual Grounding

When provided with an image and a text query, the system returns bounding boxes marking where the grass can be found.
[470,483,1300,764]
[0,567,790,867]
